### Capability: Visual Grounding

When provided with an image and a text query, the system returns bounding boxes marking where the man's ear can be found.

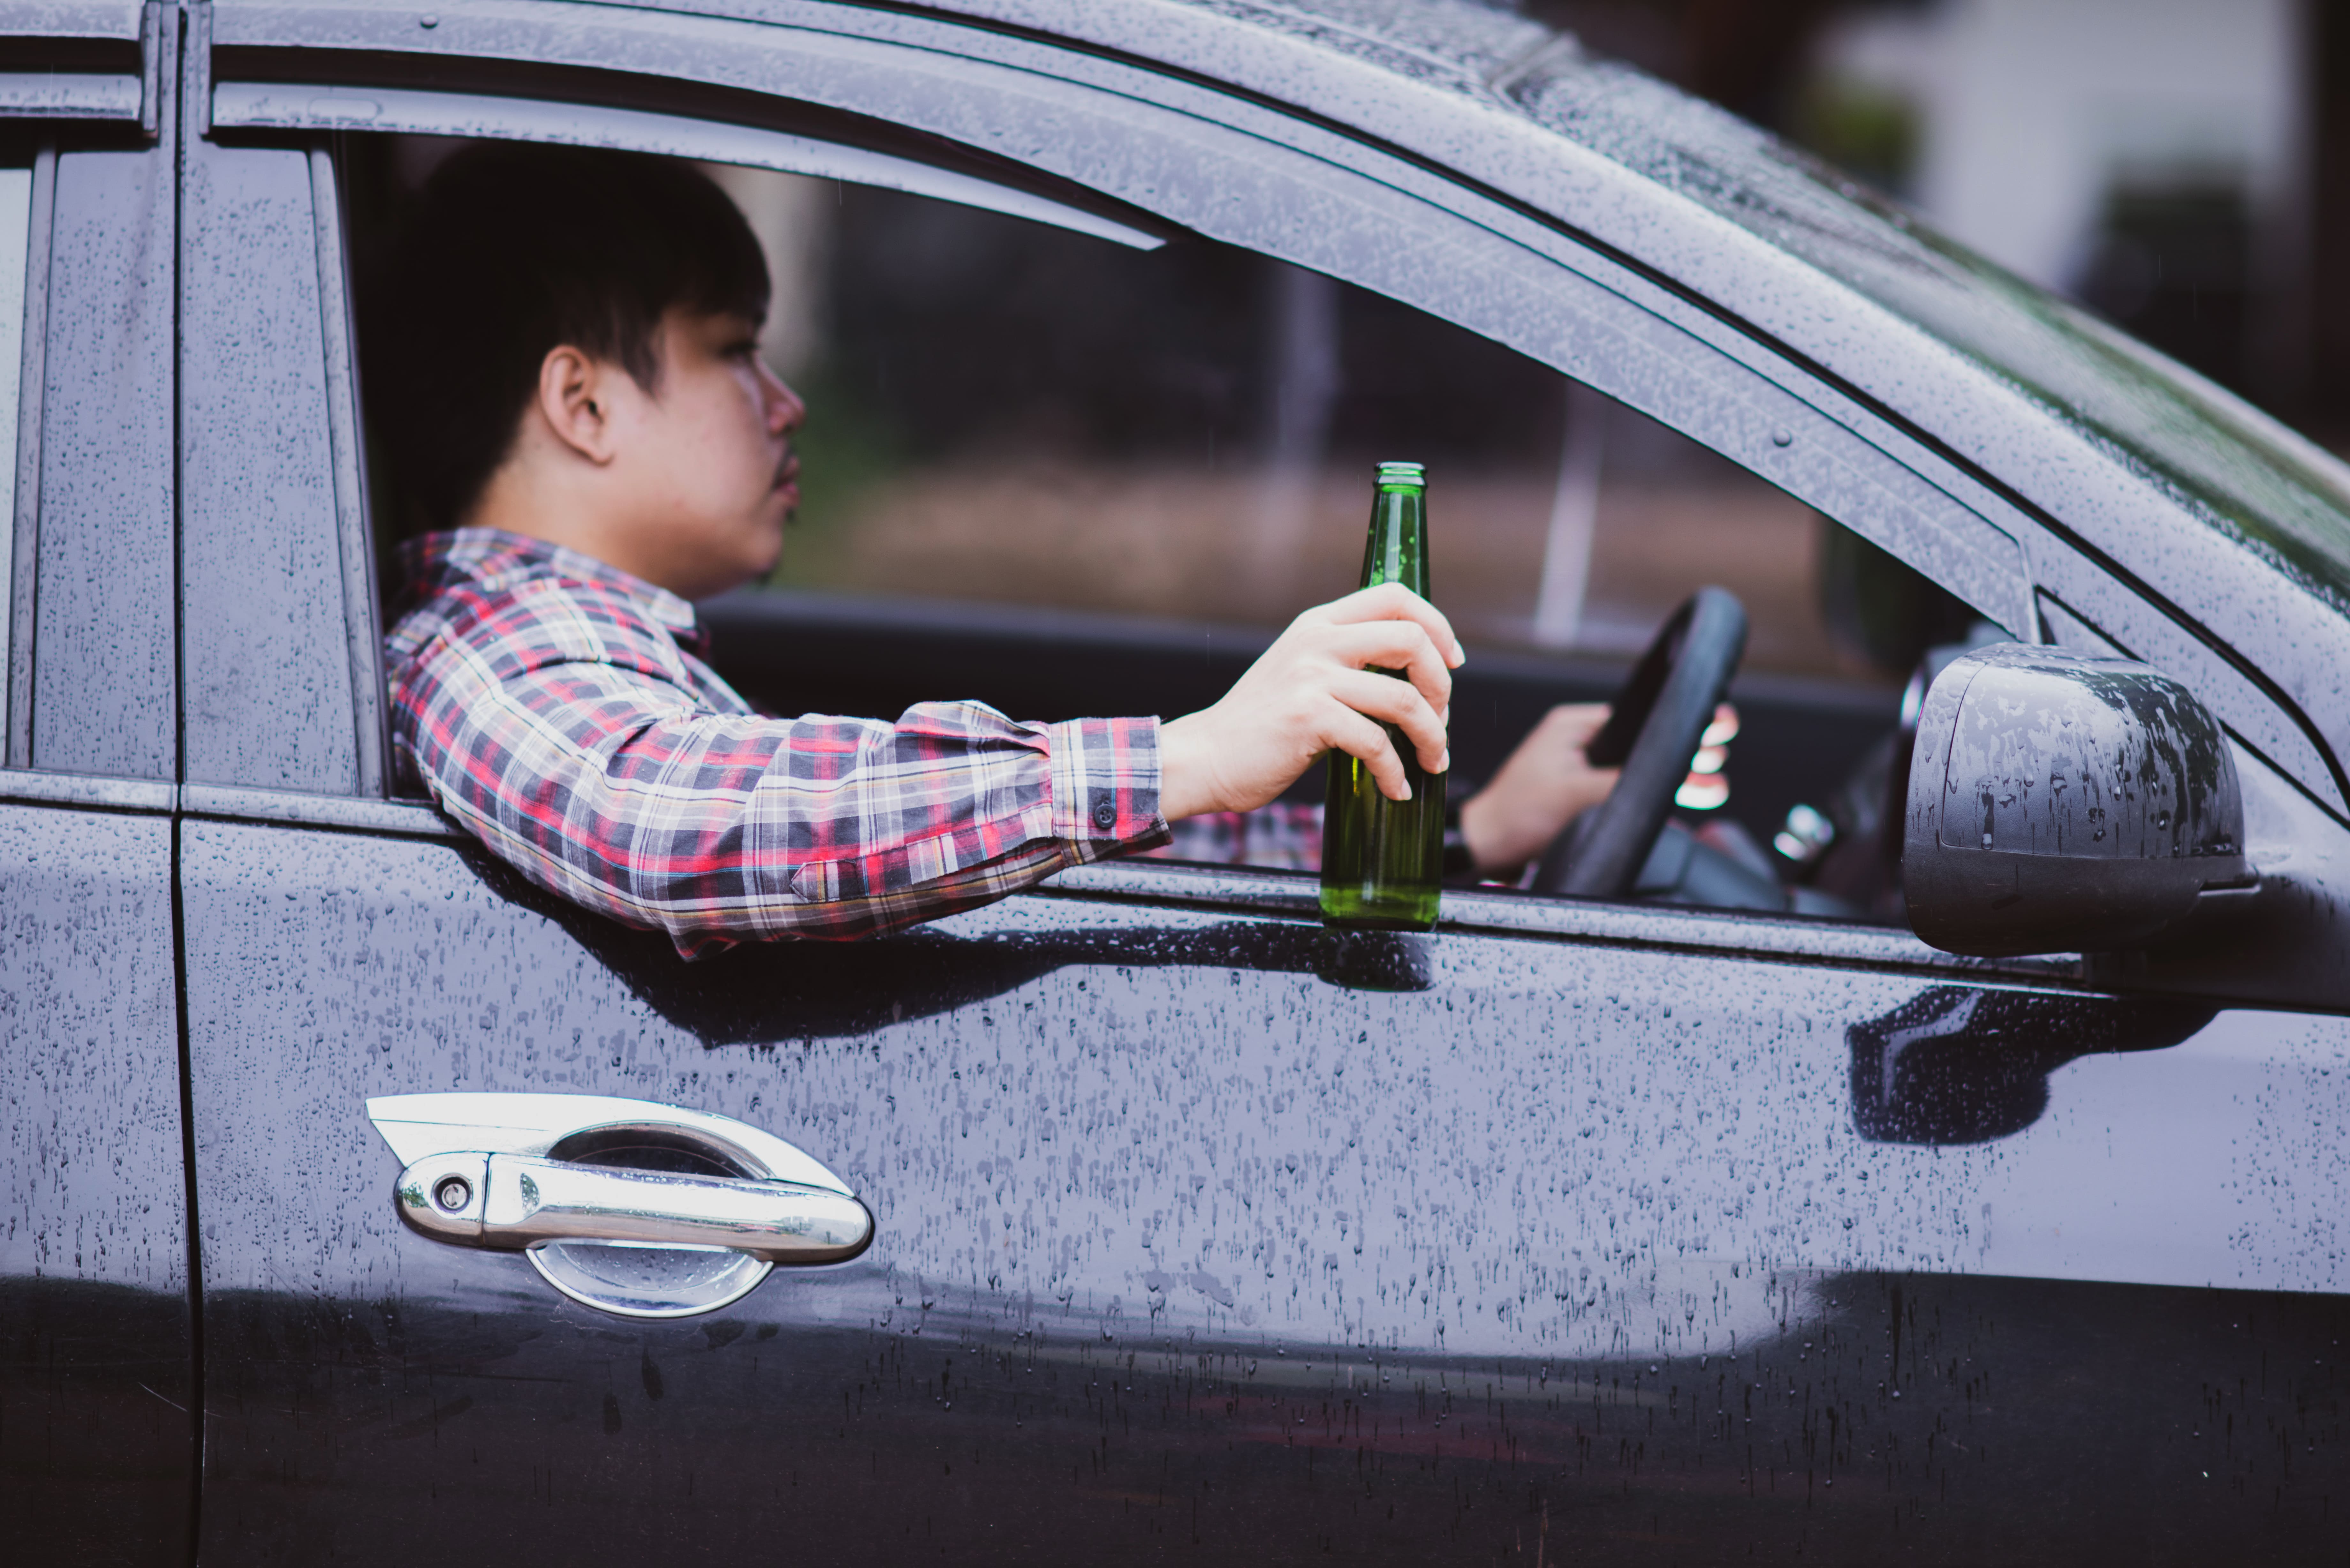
[536,344,621,465]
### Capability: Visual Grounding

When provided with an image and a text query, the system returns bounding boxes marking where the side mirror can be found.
[1902,644,2251,956]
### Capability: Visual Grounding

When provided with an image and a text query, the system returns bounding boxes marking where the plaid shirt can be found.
[386,529,1168,955]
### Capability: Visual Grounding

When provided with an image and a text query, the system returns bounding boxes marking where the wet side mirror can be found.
[1902,644,2251,956]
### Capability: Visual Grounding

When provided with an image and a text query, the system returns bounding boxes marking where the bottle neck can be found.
[1359,488,1430,598]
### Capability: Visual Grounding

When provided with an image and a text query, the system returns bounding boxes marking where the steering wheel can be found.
[1530,587,1748,899]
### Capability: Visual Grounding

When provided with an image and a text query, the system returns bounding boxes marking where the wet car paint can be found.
[178,822,2350,1562]
[1,53,192,1560]
[0,805,191,1565]
[190,1269,2350,1562]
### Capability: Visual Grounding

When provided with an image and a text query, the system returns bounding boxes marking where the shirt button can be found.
[1093,802,1117,831]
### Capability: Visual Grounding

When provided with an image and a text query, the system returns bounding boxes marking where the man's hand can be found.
[1456,703,1620,874]
[1160,583,1463,821]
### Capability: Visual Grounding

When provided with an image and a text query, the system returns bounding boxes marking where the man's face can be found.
[609,306,804,599]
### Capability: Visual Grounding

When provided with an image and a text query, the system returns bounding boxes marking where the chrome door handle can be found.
[367,1092,873,1317]
[392,1151,869,1263]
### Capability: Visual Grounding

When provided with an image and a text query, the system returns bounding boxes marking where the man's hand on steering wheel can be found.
[1531,587,1748,899]
[1457,704,1621,875]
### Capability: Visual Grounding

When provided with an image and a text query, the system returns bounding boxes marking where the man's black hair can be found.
[362,142,771,531]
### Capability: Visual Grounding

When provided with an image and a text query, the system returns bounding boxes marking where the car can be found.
[6,0,2350,1561]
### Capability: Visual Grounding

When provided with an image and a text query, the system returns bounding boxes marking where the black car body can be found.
[6,1,2350,1562]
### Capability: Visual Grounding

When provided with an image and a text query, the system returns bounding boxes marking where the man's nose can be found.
[761,362,805,434]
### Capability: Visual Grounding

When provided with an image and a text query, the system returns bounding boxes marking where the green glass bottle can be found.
[1321,460,1446,932]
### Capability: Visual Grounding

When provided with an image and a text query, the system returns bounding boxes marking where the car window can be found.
[739,173,1955,910]
[345,137,1970,919]
[781,179,1852,668]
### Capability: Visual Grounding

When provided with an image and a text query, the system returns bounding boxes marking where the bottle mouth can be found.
[1376,459,1425,493]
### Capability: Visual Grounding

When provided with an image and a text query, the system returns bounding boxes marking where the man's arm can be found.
[396,613,1164,955]
[396,578,1462,955]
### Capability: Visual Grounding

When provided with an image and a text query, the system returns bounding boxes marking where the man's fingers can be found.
[1330,670,1449,773]
[1315,583,1466,668]
[1320,621,1454,714]
[1323,705,1413,802]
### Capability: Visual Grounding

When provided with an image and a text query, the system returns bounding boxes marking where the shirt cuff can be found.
[1047,715,1169,852]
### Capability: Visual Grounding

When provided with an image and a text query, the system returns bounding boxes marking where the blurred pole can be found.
[1533,380,1606,649]
[1267,264,1341,469]
[1253,265,1341,595]
[2248,0,2315,415]
[2310,0,2350,430]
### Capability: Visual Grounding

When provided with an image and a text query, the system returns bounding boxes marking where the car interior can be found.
[343,135,1990,927]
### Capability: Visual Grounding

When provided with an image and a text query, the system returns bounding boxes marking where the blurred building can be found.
[1530,0,2335,436]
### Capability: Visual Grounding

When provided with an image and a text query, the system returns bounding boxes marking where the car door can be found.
[178,5,2350,1564]
[0,4,195,1561]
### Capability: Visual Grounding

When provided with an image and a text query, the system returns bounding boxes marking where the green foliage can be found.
[1791,72,1919,193]
[766,363,906,590]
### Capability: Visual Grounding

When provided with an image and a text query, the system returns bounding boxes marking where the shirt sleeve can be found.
[393,603,1168,956]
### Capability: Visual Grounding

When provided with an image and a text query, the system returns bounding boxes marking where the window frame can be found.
[2,142,49,770]
[193,10,2335,996]
[0,0,159,130]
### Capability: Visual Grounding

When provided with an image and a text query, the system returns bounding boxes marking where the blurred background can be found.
[1528,0,2324,425]
[676,0,2339,704]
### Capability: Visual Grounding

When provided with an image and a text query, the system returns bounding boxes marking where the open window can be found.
[334,121,1988,923]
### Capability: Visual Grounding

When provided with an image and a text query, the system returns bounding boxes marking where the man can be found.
[369,144,1614,956]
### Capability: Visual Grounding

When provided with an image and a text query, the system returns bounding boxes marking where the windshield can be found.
[1508,54,2350,621]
